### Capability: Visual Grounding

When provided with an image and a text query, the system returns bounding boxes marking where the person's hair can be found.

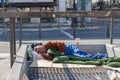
[39,43,43,45]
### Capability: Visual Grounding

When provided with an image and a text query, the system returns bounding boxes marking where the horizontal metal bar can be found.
[0,11,120,18]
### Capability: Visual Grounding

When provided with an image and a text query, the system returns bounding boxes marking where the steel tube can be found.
[110,17,114,44]
[0,11,120,18]
[73,23,76,39]
[39,23,41,39]
[10,18,16,68]
[19,18,22,48]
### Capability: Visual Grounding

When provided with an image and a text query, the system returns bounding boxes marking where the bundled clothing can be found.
[64,44,108,59]
[28,41,108,61]
[44,41,108,59]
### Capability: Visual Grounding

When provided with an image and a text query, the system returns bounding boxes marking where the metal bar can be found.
[0,11,120,18]
[91,17,92,27]
[58,0,60,28]
[50,18,52,27]
[58,17,60,28]
[39,22,41,39]
[10,18,14,68]
[19,18,22,48]
[13,19,16,56]
[73,23,76,39]
[107,23,110,38]
[80,0,85,27]
[10,18,16,68]
[110,17,114,44]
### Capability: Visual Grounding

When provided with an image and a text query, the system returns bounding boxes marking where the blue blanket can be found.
[64,44,108,59]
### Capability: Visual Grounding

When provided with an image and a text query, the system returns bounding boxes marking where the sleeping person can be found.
[30,41,108,60]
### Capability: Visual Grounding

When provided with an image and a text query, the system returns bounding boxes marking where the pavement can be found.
[0,54,10,80]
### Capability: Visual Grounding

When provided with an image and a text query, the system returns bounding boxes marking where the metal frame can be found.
[19,18,22,48]
[0,11,118,67]
[0,11,120,18]
[9,18,16,68]
[110,17,114,44]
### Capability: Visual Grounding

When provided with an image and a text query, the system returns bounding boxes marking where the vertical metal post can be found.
[58,0,60,28]
[72,0,78,28]
[39,22,41,39]
[50,18,52,27]
[107,21,110,38]
[90,1,92,27]
[110,17,114,44]
[58,17,60,28]
[91,17,92,27]
[10,18,16,68]
[80,0,85,27]
[73,23,76,39]
[19,18,22,48]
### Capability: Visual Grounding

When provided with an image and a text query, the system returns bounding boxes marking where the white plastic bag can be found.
[107,70,117,80]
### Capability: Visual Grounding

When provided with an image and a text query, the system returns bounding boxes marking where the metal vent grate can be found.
[28,66,117,80]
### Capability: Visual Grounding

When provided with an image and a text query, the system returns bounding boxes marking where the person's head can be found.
[34,45,47,54]
[34,44,53,60]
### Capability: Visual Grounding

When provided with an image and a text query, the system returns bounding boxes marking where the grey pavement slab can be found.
[0,42,19,53]
[0,42,10,53]
[0,54,10,80]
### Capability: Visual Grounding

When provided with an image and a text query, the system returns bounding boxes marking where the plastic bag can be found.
[107,70,117,80]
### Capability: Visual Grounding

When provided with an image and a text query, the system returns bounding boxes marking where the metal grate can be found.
[28,66,117,80]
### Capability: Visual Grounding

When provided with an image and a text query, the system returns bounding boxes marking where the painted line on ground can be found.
[0,27,99,32]
[59,29,73,39]
[0,28,60,32]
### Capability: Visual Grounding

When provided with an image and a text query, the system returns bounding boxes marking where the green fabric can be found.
[53,56,69,63]
[52,55,120,67]
[47,48,62,56]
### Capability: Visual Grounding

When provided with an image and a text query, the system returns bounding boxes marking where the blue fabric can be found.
[64,44,108,59]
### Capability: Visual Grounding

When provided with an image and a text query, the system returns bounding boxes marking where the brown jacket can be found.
[45,41,66,53]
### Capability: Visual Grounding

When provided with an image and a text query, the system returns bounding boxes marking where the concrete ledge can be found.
[7,45,28,80]
[106,44,120,57]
